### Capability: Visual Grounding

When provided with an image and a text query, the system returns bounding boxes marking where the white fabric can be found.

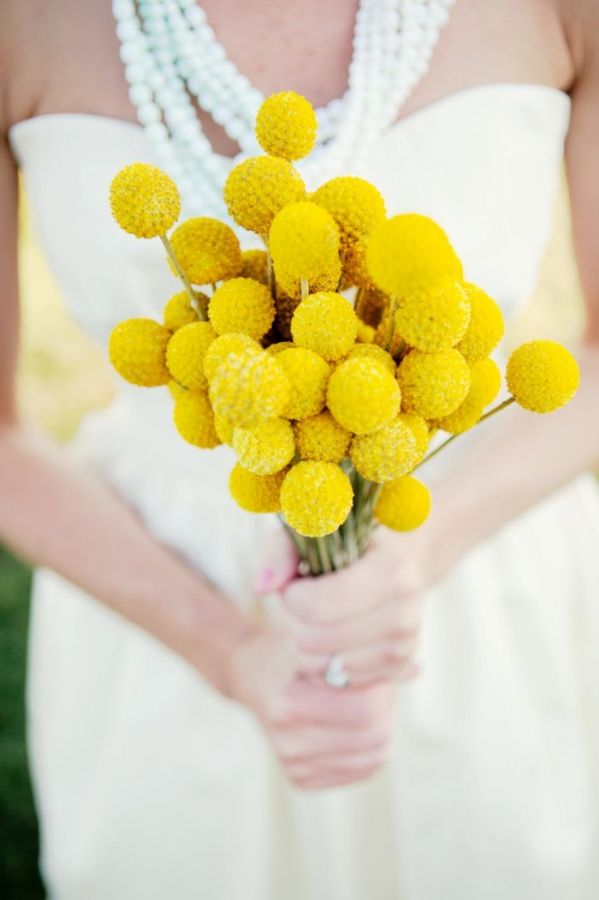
[10,83,599,900]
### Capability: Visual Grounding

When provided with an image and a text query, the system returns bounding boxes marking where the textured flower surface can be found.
[311,176,386,248]
[209,349,290,428]
[173,390,221,448]
[169,217,241,285]
[276,258,342,304]
[291,292,358,361]
[345,343,396,374]
[328,357,400,434]
[270,202,340,286]
[431,357,502,434]
[280,461,353,537]
[163,291,202,331]
[203,333,261,381]
[233,418,295,475]
[472,357,502,405]
[375,475,431,531]
[507,340,580,413]
[366,214,463,296]
[255,91,317,161]
[294,411,351,462]
[277,348,330,420]
[350,417,418,483]
[398,348,470,418]
[208,277,275,340]
[229,463,287,513]
[240,249,269,285]
[456,283,505,362]
[109,163,180,238]
[214,414,235,447]
[109,318,170,386]
[400,412,430,462]
[166,321,217,391]
[394,277,471,352]
[224,156,306,235]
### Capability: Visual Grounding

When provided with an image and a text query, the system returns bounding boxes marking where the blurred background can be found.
[0,180,586,898]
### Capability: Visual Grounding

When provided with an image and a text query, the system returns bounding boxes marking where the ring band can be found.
[324,653,350,689]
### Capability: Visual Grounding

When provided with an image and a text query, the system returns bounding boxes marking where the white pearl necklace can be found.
[113,0,455,220]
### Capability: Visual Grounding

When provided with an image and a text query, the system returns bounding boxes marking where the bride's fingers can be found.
[273,724,389,764]
[254,527,300,595]
[285,749,389,790]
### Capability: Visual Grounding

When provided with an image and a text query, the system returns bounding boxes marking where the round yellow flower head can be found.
[163,290,206,331]
[166,321,217,391]
[224,156,306,235]
[167,379,187,401]
[203,333,261,381]
[233,418,295,475]
[400,411,430,462]
[394,276,471,352]
[109,318,170,387]
[208,277,275,341]
[255,91,318,161]
[229,463,287,513]
[240,249,269,285]
[276,348,330,420]
[350,416,418,483]
[294,411,351,463]
[431,358,501,434]
[173,389,221,448]
[280,461,353,537]
[456,283,505,362]
[291,292,358,361]
[266,341,295,356]
[506,340,580,413]
[214,413,235,446]
[346,343,396,374]
[209,349,290,428]
[109,163,180,238]
[311,176,386,249]
[366,214,463,296]
[269,201,340,286]
[328,357,401,434]
[375,475,431,531]
[398,348,471,419]
[356,321,376,343]
[276,256,342,301]
[471,357,502,406]
[169,217,242,285]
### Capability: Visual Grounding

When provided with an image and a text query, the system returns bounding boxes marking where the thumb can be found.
[254,527,300,595]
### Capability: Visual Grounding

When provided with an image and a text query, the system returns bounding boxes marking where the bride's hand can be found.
[256,527,433,687]
[226,624,396,790]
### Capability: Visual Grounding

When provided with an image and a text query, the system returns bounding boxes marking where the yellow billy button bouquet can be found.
[107,91,580,575]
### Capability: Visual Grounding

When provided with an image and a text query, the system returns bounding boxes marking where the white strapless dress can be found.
[10,84,599,900]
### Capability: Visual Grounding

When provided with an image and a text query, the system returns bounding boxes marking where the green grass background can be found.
[0,182,585,896]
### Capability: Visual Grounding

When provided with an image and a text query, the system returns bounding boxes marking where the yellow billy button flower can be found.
[255,91,318,161]
[375,475,432,531]
[269,201,340,286]
[397,348,471,419]
[291,292,358,361]
[472,357,502,406]
[266,341,295,356]
[280,461,354,538]
[173,389,221,448]
[229,463,287,514]
[366,214,463,296]
[109,163,180,238]
[203,333,261,382]
[431,358,502,434]
[456,283,505,362]
[506,340,580,413]
[394,276,471,352]
[328,357,401,434]
[169,218,242,285]
[350,416,418,483]
[311,176,386,249]
[209,349,290,429]
[167,379,186,401]
[233,418,295,475]
[294,411,351,463]
[214,414,235,447]
[401,412,431,463]
[224,156,306,235]
[166,321,217,391]
[276,257,342,302]
[356,321,376,343]
[109,318,170,386]
[163,290,205,331]
[341,237,377,290]
[345,343,396,374]
[240,249,269,285]
[276,348,330,420]
[208,277,275,341]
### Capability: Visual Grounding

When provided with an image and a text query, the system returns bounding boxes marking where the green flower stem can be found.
[316,537,334,573]
[417,396,516,470]
[300,278,309,300]
[160,235,207,321]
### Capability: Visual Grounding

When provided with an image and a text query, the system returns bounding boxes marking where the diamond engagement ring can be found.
[324,654,350,689]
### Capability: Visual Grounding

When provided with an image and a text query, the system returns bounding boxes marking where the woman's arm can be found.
[273,6,599,684]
